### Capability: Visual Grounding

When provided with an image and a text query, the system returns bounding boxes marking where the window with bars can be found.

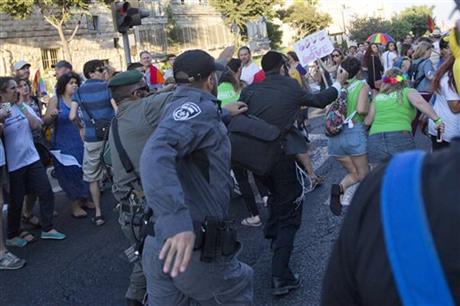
[41,48,59,70]
[87,15,100,32]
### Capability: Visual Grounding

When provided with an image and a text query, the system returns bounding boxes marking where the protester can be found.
[355,43,366,63]
[239,46,261,85]
[127,62,145,73]
[327,57,370,216]
[324,49,344,80]
[363,43,383,90]
[52,60,73,79]
[428,56,460,150]
[140,49,253,305]
[365,68,444,164]
[287,51,309,89]
[44,72,91,218]
[321,138,460,305]
[0,108,26,270]
[70,60,115,226]
[13,60,31,80]
[399,43,414,58]
[239,50,347,295]
[163,54,176,80]
[437,36,451,69]
[217,67,241,106]
[382,41,398,72]
[0,77,65,246]
[140,51,165,91]
[411,41,435,94]
[348,45,358,58]
[430,29,442,67]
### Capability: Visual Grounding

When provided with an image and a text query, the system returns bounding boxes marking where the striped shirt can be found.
[73,79,114,142]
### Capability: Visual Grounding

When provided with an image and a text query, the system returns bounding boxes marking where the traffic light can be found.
[112,1,150,34]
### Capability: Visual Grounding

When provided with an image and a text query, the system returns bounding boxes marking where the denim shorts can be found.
[328,123,367,157]
[368,131,416,164]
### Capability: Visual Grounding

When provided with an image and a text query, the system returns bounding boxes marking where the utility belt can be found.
[119,189,146,225]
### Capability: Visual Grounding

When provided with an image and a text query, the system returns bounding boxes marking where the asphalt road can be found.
[0,114,431,306]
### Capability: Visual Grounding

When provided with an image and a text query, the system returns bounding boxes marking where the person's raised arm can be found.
[43,96,59,126]
[16,102,41,130]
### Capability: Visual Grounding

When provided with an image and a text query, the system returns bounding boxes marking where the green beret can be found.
[108,70,144,88]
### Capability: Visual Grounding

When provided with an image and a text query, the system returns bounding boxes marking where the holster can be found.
[197,216,239,263]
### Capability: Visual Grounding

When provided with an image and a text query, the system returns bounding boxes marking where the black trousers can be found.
[7,161,55,238]
[431,135,450,151]
[233,167,268,217]
[258,156,303,279]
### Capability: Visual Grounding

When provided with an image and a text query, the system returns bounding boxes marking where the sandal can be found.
[19,230,38,243]
[22,214,41,228]
[330,184,343,216]
[0,251,26,270]
[91,216,106,226]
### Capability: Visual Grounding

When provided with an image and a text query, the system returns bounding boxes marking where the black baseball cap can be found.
[173,49,224,83]
[52,60,73,70]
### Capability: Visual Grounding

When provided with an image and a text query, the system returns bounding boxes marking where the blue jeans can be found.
[368,131,416,164]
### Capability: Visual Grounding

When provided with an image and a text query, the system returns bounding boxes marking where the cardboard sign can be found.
[293,30,334,67]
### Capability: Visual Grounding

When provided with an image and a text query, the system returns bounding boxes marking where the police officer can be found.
[321,139,460,305]
[107,70,175,306]
[238,51,347,295]
[140,50,253,305]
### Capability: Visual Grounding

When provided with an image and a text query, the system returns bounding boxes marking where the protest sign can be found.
[293,30,334,67]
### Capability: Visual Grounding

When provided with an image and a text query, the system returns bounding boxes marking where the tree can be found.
[395,5,434,38]
[209,0,280,34]
[0,0,110,62]
[278,0,331,40]
[348,16,392,43]
[266,21,283,49]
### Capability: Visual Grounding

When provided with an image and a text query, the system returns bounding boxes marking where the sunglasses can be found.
[95,67,106,73]
[332,54,341,57]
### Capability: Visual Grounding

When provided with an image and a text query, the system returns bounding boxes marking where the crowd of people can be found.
[0,24,458,306]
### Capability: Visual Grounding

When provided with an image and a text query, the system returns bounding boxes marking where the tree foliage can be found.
[0,0,111,61]
[266,21,283,49]
[348,5,435,43]
[278,0,331,40]
[209,0,280,32]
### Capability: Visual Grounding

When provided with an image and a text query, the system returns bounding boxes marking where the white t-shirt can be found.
[240,62,261,85]
[3,104,41,172]
[428,75,460,142]
[382,51,398,72]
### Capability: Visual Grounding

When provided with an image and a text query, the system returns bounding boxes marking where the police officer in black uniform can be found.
[321,139,460,305]
[140,50,253,305]
[239,51,348,296]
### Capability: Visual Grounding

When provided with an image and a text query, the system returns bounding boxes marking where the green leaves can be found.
[0,0,35,19]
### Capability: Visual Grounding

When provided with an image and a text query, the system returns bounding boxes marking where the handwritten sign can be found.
[293,30,334,67]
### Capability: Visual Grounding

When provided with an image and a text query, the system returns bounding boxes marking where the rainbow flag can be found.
[33,69,47,96]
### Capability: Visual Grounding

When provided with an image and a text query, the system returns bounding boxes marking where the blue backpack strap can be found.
[381,151,454,306]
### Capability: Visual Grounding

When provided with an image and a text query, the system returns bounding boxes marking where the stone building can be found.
[0,0,257,81]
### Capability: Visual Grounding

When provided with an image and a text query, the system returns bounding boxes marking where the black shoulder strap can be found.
[112,117,138,179]
[77,90,96,124]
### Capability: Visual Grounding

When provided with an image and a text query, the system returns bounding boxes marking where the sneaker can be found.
[5,237,28,248]
[41,229,66,240]
[0,251,26,270]
[241,215,262,227]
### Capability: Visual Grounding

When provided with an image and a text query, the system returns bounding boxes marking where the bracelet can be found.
[434,117,443,125]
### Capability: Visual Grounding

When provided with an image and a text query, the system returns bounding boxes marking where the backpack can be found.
[408,59,428,89]
[324,81,361,137]
[381,151,454,306]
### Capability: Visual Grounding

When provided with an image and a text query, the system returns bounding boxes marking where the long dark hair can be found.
[385,41,398,53]
[56,72,81,96]
[0,76,14,93]
[363,43,379,67]
[400,43,412,57]
[219,69,240,93]
[432,56,457,94]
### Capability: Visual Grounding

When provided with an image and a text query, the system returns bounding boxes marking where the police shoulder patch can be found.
[173,102,202,121]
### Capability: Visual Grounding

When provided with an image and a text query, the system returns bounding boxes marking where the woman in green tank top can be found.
[365,68,445,164]
[328,57,371,216]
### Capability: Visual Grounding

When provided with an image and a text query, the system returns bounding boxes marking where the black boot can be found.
[271,273,302,296]
[330,184,343,216]
[126,298,143,306]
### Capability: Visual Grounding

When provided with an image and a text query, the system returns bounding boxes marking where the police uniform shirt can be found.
[139,86,233,243]
[109,92,173,202]
[321,143,460,305]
